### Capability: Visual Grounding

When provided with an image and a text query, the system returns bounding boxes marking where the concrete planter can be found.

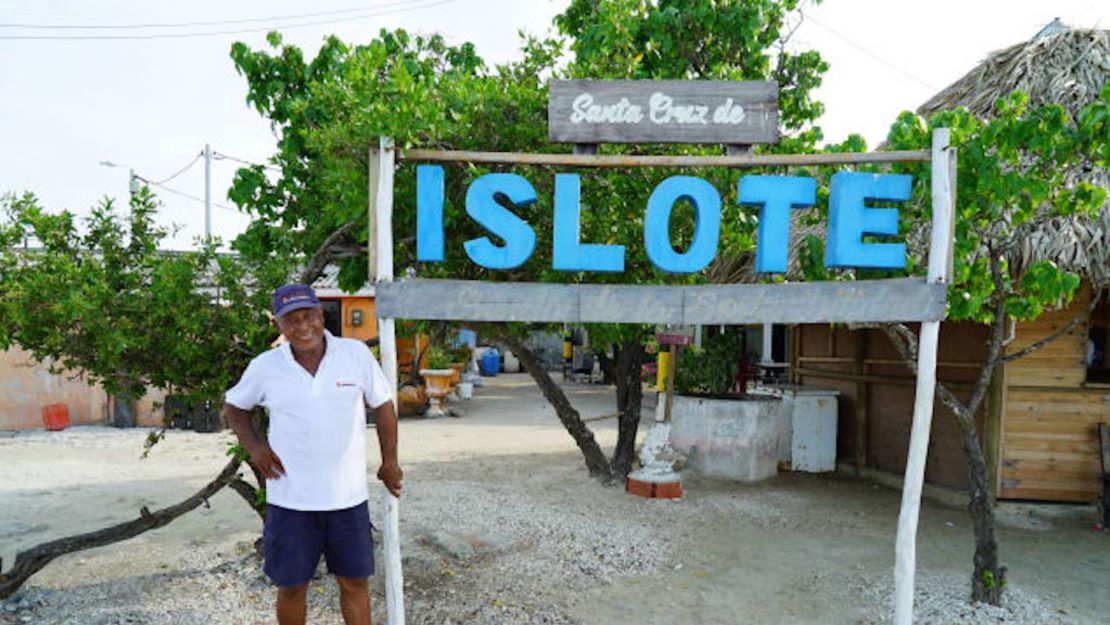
[668,394,786,482]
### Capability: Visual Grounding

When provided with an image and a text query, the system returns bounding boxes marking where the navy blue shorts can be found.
[263,501,375,587]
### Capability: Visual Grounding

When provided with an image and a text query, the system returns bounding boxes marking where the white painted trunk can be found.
[372,136,404,625]
[893,128,954,625]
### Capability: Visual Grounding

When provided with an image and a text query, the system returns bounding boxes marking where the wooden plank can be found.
[549,79,779,144]
[1004,425,1095,437]
[681,280,946,324]
[1002,438,1100,453]
[1100,423,1110,474]
[375,278,946,325]
[399,148,932,168]
[985,362,1005,497]
[1000,485,1099,502]
[1003,450,1096,464]
[1007,367,1086,388]
[1100,424,1110,525]
[1010,388,1110,400]
[1007,401,1110,417]
[854,330,868,474]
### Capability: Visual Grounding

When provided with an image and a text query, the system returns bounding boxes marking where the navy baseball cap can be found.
[272,284,320,318]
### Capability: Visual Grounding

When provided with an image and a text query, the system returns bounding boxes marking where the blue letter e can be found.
[825,172,911,269]
[463,174,538,270]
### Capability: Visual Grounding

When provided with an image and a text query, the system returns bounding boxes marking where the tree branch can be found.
[298,221,357,285]
[228,477,265,520]
[0,457,244,599]
[999,288,1103,363]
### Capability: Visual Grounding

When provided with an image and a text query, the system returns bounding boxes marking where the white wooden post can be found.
[371,136,404,625]
[893,128,955,625]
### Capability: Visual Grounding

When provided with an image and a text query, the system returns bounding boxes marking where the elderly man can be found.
[224,283,402,625]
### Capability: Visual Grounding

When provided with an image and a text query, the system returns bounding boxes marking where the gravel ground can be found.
[3,374,1108,624]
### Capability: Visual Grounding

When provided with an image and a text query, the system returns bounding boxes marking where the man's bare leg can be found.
[336,575,372,625]
[276,583,309,625]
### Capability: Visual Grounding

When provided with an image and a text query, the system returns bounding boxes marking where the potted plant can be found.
[667,332,785,482]
[420,346,456,417]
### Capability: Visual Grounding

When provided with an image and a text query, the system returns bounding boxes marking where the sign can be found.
[548,80,778,145]
[416,167,911,274]
[656,325,695,345]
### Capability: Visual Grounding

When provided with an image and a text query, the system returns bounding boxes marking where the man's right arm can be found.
[224,403,285,480]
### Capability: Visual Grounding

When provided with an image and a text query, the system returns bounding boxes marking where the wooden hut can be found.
[793,24,1110,503]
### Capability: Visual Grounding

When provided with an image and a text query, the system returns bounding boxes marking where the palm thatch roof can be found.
[918,25,1110,287]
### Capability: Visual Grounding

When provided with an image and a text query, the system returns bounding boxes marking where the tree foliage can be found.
[225,1,831,478]
[0,190,282,406]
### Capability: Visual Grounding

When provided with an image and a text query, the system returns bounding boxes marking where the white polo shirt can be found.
[225,330,392,511]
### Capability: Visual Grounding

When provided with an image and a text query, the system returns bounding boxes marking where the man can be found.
[224,283,402,625]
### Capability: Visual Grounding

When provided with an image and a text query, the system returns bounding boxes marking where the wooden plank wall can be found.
[1001,284,1110,502]
[794,322,988,489]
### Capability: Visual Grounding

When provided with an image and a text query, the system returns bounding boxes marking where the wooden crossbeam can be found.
[375,277,946,325]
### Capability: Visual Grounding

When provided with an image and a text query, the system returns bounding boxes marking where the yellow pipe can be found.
[656,351,671,390]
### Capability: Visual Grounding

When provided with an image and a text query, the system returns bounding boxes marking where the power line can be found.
[0,0,459,41]
[803,13,937,92]
[136,176,241,213]
[146,152,204,185]
[0,0,429,30]
[213,151,282,172]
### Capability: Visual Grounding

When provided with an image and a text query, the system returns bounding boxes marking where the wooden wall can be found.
[794,322,989,489]
[339,297,378,342]
[1000,284,1109,502]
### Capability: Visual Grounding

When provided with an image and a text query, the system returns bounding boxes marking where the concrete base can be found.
[669,395,786,482]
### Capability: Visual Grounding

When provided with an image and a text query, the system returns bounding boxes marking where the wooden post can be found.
[894,128,955,625]
[1099,424,1110,527]
[663,344,678,423]
[854,330,868,475]
[371,136,404,625]
[984,361,1006,499]
[368,147,381,280]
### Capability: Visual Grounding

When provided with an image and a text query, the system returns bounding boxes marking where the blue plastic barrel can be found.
[479,347,500,376]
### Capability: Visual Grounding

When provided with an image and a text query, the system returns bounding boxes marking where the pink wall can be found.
[1,347,167,431]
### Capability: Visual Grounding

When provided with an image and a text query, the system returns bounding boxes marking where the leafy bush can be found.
[424,345,454,370]
[673,335,741,396]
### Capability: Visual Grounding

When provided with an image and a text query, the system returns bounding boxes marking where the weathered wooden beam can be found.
[376,278,946,325]
[985,362,1007,499]
[398,148,932,168]
[854,330,869,475]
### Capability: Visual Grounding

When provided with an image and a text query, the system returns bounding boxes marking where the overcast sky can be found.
[1,0,1107,250]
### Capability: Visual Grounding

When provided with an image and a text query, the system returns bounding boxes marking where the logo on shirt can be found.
[336,380,359,388]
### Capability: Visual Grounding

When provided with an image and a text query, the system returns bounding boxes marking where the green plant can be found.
[425,345,453,370]
[673,334,741,396]
[448,343,472,364]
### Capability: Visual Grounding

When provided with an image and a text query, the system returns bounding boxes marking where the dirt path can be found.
[2,374,1107,624]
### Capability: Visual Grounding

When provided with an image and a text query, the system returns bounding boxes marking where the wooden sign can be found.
[548,79,778,145]
[656,325,695,345]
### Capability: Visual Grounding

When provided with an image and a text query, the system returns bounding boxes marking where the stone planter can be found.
[420,369,455,418]
[667,394,787,482]
[448,363,464,386]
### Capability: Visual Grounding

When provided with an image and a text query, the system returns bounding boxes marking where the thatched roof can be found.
[918,25,1110,287]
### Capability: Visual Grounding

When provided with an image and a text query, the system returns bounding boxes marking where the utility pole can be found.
[129,169,139,199]
[204,143,212,239]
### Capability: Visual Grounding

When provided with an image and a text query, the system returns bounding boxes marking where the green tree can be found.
[226,0,829,480]
[807,86,1109,605]
[0,189,289,597]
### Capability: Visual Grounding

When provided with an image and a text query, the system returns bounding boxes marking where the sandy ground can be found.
[2,373,1108,624]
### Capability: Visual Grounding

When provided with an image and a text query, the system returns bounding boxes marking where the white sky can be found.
[1,0,1107,250]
